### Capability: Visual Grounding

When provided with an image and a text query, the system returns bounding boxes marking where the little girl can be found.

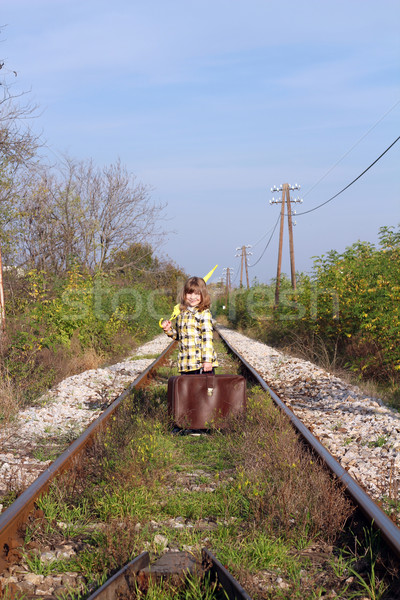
[162,276,218,374]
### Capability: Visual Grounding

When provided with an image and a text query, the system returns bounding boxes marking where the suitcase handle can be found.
[200,370,215,396]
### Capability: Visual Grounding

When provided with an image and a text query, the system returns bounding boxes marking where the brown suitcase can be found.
[167,373,246,430]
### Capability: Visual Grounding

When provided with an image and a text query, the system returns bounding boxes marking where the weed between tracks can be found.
[1,344,398,599]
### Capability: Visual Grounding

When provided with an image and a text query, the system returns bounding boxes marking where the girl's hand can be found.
[202,362,213,372]
[161,320,172,332]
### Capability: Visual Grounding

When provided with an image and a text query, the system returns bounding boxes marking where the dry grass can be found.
[0,329,106,426]
[228,389,354,542]
[65,346,105,375]
[0,344,105,431]
[282,332,400,410]
[0,370,22,425]
[215,314,229,327]
[0,317,139,424]
[279,330,342,373]
[242,324,400,410]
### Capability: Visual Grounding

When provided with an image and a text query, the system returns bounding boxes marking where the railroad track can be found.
[86,548,252,600]
[0,328,399,599]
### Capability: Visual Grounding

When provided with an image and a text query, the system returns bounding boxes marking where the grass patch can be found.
[133,572,229,599]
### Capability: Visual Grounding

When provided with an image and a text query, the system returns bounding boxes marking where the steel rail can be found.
[86,549,252,600]
[202,548,253,600]
[0,341,176,554]
[87,552,150,599]
[216,326,400,560]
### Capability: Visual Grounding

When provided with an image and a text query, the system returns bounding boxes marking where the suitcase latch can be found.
[207,387,214,396]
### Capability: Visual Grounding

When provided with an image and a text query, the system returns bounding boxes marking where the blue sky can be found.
[2,0,399,285]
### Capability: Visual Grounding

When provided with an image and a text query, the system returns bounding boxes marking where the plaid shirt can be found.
[166,307,218,373]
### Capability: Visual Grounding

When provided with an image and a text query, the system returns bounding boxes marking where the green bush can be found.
[2,265,173,402]
[224,225,400,384]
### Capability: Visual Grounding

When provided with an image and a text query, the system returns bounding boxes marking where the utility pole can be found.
[0,245,5,333]
[270,183,302,305]
[286,188,296,291]
[235,246,252,288]
[222,267,233,303]
[274,187,286,306]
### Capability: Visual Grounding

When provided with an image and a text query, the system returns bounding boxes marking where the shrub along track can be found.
[0,334,399,599]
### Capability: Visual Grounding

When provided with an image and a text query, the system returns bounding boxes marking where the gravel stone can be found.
[23,573,44,585]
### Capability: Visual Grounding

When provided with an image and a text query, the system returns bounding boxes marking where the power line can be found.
[232,269,239,284]
[235,135,399,277]
[302,99,400,200]
[248,213,281,268]
[252,220,281,248]
[295,135,400,216]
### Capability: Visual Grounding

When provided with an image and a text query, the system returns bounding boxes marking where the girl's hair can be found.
[179,277,211,311]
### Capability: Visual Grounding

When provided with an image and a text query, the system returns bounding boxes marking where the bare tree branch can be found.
[18,157,167,273]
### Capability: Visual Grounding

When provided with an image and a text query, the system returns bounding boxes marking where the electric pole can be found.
[235,246,252,288]
[222,267,233,303]
[0,245,5,333]
[270,183,302,305]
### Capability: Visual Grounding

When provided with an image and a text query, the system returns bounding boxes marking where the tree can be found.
[74,157,165,272]
[0,44,42,330]
[106,241,188,295]
[0,87,38,172]
[18,157,166,273]
[0,49,41,264]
